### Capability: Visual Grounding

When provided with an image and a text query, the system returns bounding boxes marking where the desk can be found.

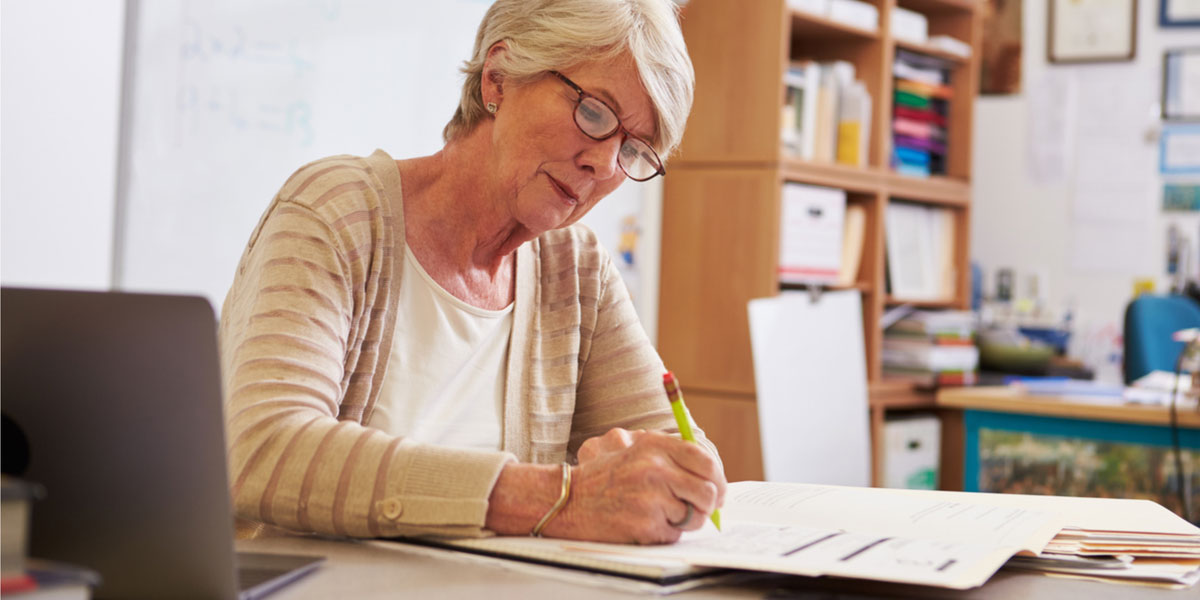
[239,532,1185,599]
[937,386,1200,510]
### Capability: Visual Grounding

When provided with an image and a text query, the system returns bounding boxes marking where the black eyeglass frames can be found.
[549,71,665,182]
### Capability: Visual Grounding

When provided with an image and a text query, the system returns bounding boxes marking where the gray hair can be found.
[443,0,694,160]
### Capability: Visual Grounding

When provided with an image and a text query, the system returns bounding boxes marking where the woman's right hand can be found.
[545,428,726,544]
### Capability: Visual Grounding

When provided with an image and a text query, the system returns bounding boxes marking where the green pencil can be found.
[662,371,722,531]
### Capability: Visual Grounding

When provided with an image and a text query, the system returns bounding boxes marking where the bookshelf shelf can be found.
[660,0,982,486]
[789,11,881,42]
[780,281,872,293]
[897,0,978,13]
[885,296,963,309]
[781,158,881,193]
[885,173,971,206]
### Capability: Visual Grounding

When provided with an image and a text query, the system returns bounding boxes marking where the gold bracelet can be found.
[531,462,571,537]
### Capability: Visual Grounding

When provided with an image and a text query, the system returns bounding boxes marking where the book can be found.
[886,311,979,336]
[892,50,952,177]
[3,560,100,600]
[398,482,1200,590]
[2,477,44,583]
[885,203,956,301]
[835,203,865,287]
[835,81,871,167]
[882,338,979,371]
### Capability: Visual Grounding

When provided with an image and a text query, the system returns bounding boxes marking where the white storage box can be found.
[828,0,878,32]
[788,0,831,16]
[891,6,929,44]
[884,415,941,489]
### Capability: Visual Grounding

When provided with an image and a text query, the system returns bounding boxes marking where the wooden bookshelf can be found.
[659,0,982,486]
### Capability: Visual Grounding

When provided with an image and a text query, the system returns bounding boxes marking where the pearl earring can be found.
[486,102,498,114]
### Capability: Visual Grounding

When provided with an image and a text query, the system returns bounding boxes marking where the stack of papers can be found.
[1008,527,1200,588]
[397,483,1200,593]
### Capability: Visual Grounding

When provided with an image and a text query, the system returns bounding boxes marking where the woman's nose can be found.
[577,134,623,180]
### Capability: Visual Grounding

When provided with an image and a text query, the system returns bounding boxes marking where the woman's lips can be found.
[548,175,579,205]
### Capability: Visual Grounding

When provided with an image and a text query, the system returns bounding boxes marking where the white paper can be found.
[560,481,1065,590]
[1026,73,1075,184]
[747,291,870,486]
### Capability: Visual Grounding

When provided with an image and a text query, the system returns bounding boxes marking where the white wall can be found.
[1,0,125,289]
[971,1,1199,381]
[0,0,661,340]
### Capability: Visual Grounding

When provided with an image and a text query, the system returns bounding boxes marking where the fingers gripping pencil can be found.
[663,371,722,531]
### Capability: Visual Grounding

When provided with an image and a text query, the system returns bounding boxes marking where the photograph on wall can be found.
[980,0,1023,94]
[979,429,1199,519]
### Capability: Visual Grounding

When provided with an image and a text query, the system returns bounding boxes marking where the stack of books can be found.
[891,49,951,177]
[883,309,978,386]
[782,60,871,167]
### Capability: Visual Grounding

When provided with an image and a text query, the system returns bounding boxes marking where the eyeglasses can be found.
[549,71,665,182]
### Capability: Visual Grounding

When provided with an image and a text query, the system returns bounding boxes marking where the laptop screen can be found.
[2,288,243,598]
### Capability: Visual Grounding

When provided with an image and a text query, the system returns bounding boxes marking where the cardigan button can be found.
[382,498,403,520]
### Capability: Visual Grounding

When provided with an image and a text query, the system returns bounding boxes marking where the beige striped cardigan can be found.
[219,149,718,538]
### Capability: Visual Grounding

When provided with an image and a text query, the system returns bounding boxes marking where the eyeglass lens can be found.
[573,96,661,181]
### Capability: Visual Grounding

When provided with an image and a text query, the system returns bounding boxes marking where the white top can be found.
[367,245,512,450]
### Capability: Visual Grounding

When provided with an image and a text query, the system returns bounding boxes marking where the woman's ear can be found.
[481,41,508,109]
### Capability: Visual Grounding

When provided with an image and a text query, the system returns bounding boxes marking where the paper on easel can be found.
[777,183,846,285]
[747,290,870,486]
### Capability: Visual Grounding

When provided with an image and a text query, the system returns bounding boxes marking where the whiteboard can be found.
[119,0,495,305]
[748,291,871,487]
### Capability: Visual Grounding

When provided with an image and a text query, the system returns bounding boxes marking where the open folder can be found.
[391,482,1200,590]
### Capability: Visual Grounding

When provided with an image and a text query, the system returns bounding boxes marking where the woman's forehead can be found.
[561,56,657,141]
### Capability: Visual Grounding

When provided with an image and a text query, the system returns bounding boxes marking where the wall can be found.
[1,0,126,289]
[0,0,662,339]
[970,0,1198,382]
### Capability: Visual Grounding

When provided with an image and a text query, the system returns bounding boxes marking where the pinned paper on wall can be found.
[1026,72,1075,184]
[1071,67,1157,225]
[748,291,871,487]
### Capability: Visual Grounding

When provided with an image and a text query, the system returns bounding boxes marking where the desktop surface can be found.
[239,531,1183,599]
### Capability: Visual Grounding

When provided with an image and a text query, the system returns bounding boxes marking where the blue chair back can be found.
[1124,294,1200,384]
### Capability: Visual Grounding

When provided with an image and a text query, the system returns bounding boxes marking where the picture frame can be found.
[1160,124,1200,175]
[1048,0,1138,64]
[1162,48,1200,120]
[1160,0,1200,27]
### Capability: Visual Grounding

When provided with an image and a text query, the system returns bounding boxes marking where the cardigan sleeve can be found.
[569,245,722,466]
[220,172,512,540]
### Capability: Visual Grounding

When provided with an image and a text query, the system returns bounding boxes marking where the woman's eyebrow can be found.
[593,86,657,141]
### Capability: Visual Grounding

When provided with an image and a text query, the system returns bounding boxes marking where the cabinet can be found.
[658,0,982,485]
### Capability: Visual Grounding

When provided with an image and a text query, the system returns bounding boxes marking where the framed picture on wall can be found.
[1160,0,1200,26]
[1163,48,1200,120]
[1048,0,1138,63]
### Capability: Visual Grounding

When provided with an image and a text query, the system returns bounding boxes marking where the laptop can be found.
[1,287,324,599]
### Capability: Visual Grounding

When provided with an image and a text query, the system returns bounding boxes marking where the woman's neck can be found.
[395,127,529,307]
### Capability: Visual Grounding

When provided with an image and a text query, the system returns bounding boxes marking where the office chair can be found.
[1123,294,1200,384]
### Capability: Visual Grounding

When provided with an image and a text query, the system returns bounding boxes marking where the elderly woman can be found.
[219,0,724,545]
